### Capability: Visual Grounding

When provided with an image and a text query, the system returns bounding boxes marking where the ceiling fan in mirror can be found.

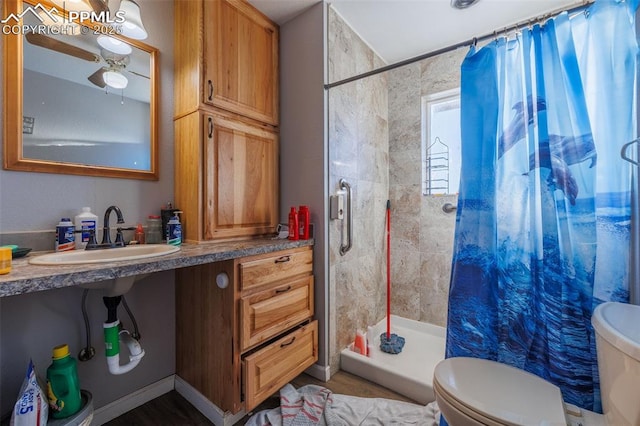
[25,31,149,90]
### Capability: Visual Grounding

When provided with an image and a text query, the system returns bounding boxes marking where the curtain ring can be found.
[472,37,478,47]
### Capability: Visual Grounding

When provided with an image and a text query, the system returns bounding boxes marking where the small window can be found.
[422,89,461,196]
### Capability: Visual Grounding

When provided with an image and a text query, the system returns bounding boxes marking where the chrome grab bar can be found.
[339,179,353,256]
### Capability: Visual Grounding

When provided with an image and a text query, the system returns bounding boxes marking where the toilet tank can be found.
[592,302,640,426]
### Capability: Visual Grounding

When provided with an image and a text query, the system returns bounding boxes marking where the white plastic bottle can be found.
[74,207,98,249]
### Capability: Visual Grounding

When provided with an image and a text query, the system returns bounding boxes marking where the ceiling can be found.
[248,0,585,64]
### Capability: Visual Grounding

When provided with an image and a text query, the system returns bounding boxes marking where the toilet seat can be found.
[433,357,567,426]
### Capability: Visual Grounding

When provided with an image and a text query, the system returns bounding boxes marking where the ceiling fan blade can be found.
[88,67,108,88]
[87,0,109,14]
[26,33,99,63]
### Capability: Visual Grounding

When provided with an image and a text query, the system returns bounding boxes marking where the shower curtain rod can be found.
[324,0,593,90]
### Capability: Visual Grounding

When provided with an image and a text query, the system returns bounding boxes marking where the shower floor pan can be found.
[340,315,446,404]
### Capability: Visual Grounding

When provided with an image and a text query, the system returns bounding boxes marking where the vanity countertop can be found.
[0,238,313,298]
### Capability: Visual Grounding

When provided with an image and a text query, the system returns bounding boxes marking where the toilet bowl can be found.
[434,302,640,426]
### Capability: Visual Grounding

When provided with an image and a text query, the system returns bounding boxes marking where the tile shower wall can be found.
[388,48,467,327]
[328,7,389,372]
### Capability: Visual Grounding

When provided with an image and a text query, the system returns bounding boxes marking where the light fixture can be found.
[103,70,128,89]
[451,0,480,9]
[117,0,148,40]
[97,35,133,55]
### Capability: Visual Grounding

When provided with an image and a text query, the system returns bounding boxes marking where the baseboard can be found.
[92,376,175,425]
[305,362,331,381]
[175,376,246,426]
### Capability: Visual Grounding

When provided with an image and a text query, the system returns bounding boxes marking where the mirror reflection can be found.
[21,10,152,171]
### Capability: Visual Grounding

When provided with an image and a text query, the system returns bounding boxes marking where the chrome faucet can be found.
[101,205,126,247]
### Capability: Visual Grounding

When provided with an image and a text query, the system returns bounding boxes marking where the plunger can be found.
[380,200,405,354]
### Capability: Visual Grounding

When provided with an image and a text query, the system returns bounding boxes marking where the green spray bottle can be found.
[46,344,82,419]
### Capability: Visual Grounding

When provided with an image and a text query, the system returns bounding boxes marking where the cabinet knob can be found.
[274,255,291,264]
[275,285,292,294]
[216,272,229,289]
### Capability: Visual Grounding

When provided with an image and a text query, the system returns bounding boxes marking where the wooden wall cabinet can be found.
[175,110,278,243]
[175,0,278,125]
[176,246,317,414]
[174,0,279,242]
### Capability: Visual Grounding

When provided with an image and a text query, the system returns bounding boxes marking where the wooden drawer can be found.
[243,321,318,411]
[241,276,314,351]
[240,247,312,291]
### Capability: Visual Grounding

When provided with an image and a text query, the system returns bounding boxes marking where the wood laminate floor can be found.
[104,371,416,425]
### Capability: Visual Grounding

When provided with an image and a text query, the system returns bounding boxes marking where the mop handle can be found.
[386,200,391,340]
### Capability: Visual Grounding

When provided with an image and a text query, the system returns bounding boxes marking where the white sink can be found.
[28,244,180,265]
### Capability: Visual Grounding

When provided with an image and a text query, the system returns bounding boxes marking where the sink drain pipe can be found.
[103,296,145,375]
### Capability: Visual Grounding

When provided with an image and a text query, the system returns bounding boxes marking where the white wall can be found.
[0,0,175,417]
[279,2,328,371]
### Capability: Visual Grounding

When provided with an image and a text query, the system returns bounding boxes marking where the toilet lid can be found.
[434,357,567,426]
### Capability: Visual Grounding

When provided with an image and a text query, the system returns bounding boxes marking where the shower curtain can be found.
[445,0,638,415]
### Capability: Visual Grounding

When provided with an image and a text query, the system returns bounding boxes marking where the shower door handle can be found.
[339,179,353,256]
[621,138,640,166]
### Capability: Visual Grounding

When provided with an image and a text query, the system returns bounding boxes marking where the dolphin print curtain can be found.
[445,0,638,414]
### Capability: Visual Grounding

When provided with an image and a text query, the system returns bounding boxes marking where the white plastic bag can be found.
[10,360,48,426]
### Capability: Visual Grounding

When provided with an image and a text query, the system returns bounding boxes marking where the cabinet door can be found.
[203,112,278,240]
[204,0,279,126]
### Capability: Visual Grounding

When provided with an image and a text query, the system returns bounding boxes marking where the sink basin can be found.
[28,245,180,265]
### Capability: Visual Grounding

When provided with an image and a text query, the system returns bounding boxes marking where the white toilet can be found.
[433,302,640,426]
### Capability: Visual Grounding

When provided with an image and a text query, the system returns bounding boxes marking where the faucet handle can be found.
[85,229,98,249]
[115,227,135,247]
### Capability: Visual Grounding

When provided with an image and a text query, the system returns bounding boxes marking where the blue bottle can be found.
[166,213,182,246]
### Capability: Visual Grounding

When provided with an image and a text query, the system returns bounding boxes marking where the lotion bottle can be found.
[288,207,299,240]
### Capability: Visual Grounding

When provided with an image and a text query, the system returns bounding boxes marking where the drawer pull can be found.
[207,80,214,101]
[275,285,292,294]
[280,336,296,348]
[274,255,291,264]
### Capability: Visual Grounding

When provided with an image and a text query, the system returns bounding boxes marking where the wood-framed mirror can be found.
[3,0,159,180]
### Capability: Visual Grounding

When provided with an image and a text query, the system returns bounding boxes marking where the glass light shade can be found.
[117,0,148,40]
[97,35,133,55]
[103,70,128,89]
